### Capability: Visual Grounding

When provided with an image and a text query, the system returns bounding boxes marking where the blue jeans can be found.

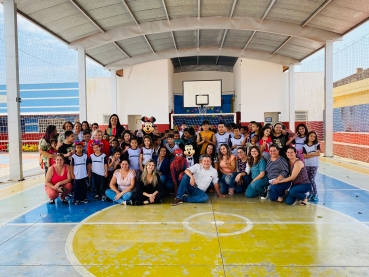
[269,182,291,201]
[234,174,251,194]
[245,177,269,198]
[105,189,133,204]
[219,172,237,194]
[176,175,209,203]
[285,183,311,205]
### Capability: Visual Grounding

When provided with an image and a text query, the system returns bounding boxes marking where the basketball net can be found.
[198,105,208,114]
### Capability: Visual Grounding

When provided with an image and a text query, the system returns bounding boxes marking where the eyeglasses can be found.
[237,151,244,154]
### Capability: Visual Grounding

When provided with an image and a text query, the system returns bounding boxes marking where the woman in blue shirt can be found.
[245,146,269,198]
[153,146,171,186]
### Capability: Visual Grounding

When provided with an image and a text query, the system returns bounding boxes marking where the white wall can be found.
[233,59,242,112]
[117,59,172,125]
[168,60,174,112]
[87,77,111,124]
[236,58,286,123]
[173,71,234,95]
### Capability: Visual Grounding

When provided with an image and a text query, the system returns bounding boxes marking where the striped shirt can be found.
[265,156,289,180]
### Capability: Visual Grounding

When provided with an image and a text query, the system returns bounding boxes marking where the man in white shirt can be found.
[171,155,227,205]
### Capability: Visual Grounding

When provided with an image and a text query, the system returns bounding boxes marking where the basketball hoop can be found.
[198,105,208,114]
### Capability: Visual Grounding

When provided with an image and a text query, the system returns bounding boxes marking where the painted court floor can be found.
[0,159,369,277]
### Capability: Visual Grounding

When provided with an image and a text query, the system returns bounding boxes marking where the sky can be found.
[0,4,369,82]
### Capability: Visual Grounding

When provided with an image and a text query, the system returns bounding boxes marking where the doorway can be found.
[128,115,142,132]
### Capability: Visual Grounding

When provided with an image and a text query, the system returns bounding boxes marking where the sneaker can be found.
[122,200,133,205]
[171,198,183,206]
[308,194,314,201]
[101,195,107,202]
[311,194,319,201]
[94,195,100,200]
[228,188,235,195]
[74,200,80,206]
[49,199,55,204]
[83,199,89,204]
[260,188,269,200]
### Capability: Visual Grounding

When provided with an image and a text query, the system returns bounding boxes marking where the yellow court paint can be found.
[69,197,369,277]
[320,157,369,175]
[0,175,44,200]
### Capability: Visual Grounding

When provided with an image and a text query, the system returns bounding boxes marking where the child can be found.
[110,139,119,155]
[87,129,110,157]
[139,135,154,172]
[120,130,132,157]
[197,120,215,155]
[48,139,58,167]
[70,141,91,205]
[108,149,121,180]
[127,137,141,182]
[165,133,179,158]
[303,131,321,202]
[103,134,110,141]
[259,126,273,159]
[57,130,75,165]
[173,131,184,146]
[242,121,260,154]
[89,140,108,201]
[82,130,91,154]
[152,136,162,156]
[229,126,243,156]
[286,124,308,162]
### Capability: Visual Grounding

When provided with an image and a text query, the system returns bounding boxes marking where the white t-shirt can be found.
[303,143,321,167]
[71,153,89,179]
[215,132,231,153]
[90,153,107,176]
[165,143,179,154]
[141,147,153,165]
[113,170,135,192]
[230,136,243,156]
[188,164,219,192]
[127,147,141,170]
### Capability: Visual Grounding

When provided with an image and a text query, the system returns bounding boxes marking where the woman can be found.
[203,144,219,170]
[245,146,269,198]
[153,146,170,185]
[132,160,166,205]
[218,144,237,195]
[57,121,74,148]
[39,125,58,174]
[105,159,135,205]
[74,122,83,141]
[279,147,312,205]
[271,122,290,157]
[105,114,125,138]
[44,153,73,204]
[234,147,251,194]
[286,123,308,162]
[267,145,291,202]
[81,121,90,131]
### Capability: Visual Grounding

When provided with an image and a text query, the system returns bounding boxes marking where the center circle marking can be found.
[183,212,253,237]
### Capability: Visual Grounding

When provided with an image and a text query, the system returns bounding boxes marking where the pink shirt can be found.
[219,155,236,174]
[113,170,135,191]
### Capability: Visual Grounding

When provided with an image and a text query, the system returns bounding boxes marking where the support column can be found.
[111,70,117,114]
[4,0,23,181]
[324,41,334,157]
[288,64,295,131]
[78,48,87,122]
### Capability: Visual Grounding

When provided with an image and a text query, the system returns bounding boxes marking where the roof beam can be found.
[162,0,170,21]
[144,35,155,54]
[113,42,130,58]
[198,0,200,19]
[171,31,177,50]
[243,0,276,50]
[301,0,332,27]
[121,0,139,25]
[70,0,105,33]
[178,57,182,67]
[69,17,342,50]
[272,36,292,54]
[105,47,300,69]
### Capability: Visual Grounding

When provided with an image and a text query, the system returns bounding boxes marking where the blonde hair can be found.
[95,129,103,135]
[140,160,158,186]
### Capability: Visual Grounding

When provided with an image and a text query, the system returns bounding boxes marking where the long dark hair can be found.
[204,143,216,162]
[247,146,262,168]
[43,125,56,143]
[108,114,122,128]
[296,123,308,137]
[304,131,319,145]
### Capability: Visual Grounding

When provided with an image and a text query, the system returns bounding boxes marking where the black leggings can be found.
[132,191,166,205]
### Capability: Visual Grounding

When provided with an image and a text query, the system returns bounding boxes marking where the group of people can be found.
[39,114,321,207]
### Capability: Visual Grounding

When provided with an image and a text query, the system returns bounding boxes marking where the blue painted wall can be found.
[174,94,233,114]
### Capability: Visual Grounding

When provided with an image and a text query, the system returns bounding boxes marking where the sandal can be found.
[276,197,284,203]
[300,199,308,206]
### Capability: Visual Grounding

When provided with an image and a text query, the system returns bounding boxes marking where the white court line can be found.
[0,183,44,201]
[6,222,78,226]
[1,200,49,226]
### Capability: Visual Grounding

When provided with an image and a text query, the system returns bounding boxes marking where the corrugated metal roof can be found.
[13,0,369,70]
